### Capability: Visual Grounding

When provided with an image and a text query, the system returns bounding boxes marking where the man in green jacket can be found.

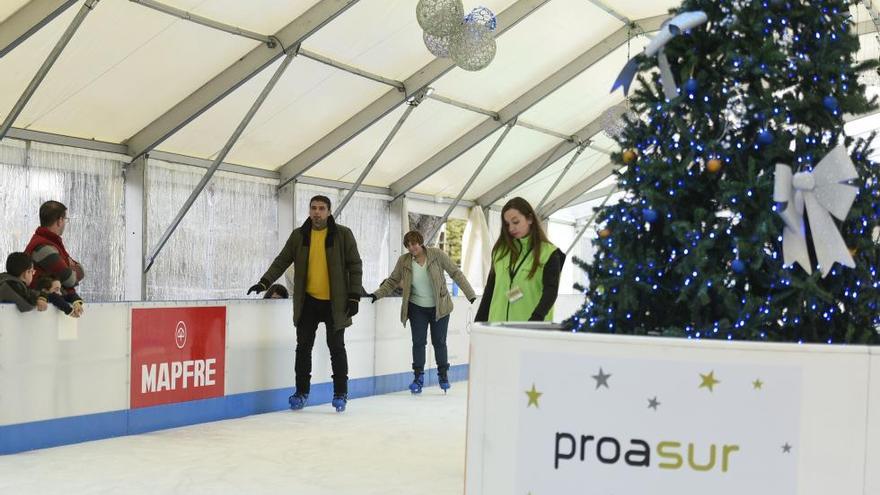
[248,195,363,412]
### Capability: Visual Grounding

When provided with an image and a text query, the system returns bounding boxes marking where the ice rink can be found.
[0,386,467,495]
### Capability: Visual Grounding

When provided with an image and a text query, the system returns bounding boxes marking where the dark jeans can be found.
[408,303,450,375]
[295,294,348,395]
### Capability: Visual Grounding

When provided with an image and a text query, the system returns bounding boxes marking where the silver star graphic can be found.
[647,396,660,410]
[781,443,792,454]
[592,367,611,389]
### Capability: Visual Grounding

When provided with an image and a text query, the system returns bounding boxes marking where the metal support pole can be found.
[565,188,616,257]
[0,0,100,142]
[426,121,516,244]
[144,49,297,273]
[128,0,273,45]
[535,142,588,212]
[335,87,430,218]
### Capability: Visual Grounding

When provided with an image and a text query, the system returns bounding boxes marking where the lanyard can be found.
[508,246,533,281]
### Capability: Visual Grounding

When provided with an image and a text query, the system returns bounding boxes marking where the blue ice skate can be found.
[409,372,424,394]
[288,393,308,410]
[332,394,347,412]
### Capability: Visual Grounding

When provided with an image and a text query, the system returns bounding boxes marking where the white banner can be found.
[516,352,802,494]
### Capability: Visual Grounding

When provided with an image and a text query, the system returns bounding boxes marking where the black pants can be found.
[295,294,348,395]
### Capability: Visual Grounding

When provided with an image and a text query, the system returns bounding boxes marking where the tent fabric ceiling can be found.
[2,0,880,212]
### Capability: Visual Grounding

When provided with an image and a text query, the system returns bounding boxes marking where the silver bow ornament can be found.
[773,145,858,278]
[611,11,708,100]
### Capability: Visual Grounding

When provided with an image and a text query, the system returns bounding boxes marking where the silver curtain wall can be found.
[145,159,279,301]
[0,139,125,302]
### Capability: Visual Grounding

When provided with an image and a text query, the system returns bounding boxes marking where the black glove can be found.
[368,293,377,303]
[468,297,476,304]
[247,281,267,295]
[347,299,359,317]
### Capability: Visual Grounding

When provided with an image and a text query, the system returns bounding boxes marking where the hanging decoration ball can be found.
[599,228,612,239]
[731,259,746,274]
[684,78,699,94]
[822,95,839,111]
[416,0,465,37]
[706,158,723,173]
[622,149,638,164]
[601,105,636,140]
[849,246,858,257]
[642,208,659,223]
[464,5,497,31]
[423,31,451,58]
[757,130,774,145]
[450,18,496,71]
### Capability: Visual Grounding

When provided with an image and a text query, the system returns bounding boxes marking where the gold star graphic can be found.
[525,383,542,408]
[699,371,720,392]
[752,378,764,390]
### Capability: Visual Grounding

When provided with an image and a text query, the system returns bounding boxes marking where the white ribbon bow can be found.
[773,145,858,277]
[611,11,708,100]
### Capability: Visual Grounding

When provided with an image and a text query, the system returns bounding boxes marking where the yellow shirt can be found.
[306,228,330,300]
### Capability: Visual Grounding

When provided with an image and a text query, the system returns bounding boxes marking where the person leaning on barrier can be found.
[25,200,84,317]
[263,284,289,299]
[368,230,476,395]
[35,274,77,317]
[475,196,565,323]
[247,195,363,413]
[0,252,48,313]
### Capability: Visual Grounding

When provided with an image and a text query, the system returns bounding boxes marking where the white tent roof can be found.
[2,0,880,212]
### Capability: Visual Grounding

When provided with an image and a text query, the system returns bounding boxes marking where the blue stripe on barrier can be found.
[0,364,468,455]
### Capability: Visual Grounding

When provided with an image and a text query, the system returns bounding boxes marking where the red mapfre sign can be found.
[130,307,226,409]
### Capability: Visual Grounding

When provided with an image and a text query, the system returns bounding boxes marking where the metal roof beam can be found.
[0,0,78,58]
[540,162,618,218]
[387,14,668,200]
[276,0,552,187]
[125,0,359,158]
[476,102,623,207]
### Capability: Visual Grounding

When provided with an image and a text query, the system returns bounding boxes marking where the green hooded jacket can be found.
[260,217,363,330]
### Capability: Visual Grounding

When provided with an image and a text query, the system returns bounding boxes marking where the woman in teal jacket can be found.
[475,197,565,322]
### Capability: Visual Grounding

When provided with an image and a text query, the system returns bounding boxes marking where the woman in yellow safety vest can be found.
[475,197,565,322]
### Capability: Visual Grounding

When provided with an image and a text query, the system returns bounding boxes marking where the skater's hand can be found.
[247,281,267,295]
[347,299,359,317]
[368,293,377,303]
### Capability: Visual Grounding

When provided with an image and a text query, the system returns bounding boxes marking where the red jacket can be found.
[24,227,83,299]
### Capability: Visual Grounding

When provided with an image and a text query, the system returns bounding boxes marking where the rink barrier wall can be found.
[0,295,493,455]
[465,324,880,495]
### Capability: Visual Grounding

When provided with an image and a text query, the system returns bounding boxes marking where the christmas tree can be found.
[568,0,880,344]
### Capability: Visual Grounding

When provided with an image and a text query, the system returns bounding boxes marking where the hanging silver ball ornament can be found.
[417,0,465,37]
[450,20,496,71]
[601,105,636,140]
[465,6,497,31]
[423,31,451,58]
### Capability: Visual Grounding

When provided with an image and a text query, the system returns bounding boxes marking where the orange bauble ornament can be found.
[706,158,723,173]
[599,228,612,239]
[621,149,637,165]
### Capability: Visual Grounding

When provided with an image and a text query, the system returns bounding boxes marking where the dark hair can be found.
[263,284,289,299]
[39,200,67,227]
[492,197,549,279]
[36,274,59,291]
[403,230,425,248]
[309,195,332,211]
[5,252,33,277]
